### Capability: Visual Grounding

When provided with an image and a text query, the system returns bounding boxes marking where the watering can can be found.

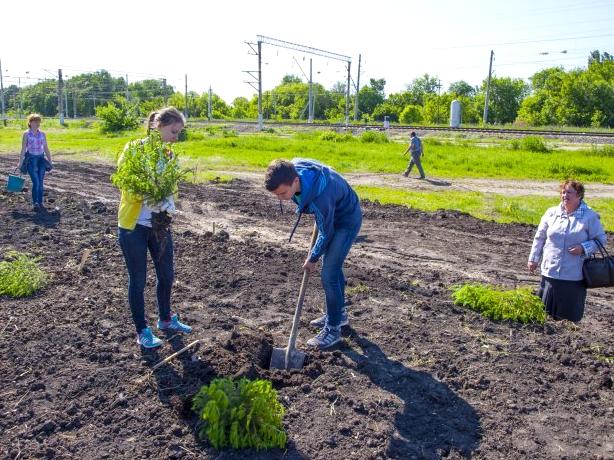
[6,170,25,193]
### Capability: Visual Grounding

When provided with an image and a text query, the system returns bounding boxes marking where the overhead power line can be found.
[440,33,614,50]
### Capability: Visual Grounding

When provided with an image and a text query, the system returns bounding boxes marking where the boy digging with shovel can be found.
[265,159,362,349]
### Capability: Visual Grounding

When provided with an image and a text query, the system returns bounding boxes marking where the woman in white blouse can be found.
[528,180,607,321]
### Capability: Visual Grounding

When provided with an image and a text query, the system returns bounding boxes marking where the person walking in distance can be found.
[402,131,426,179]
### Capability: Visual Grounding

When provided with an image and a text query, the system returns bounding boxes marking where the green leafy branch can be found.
[111,131,189,206]
[192,377,287,450]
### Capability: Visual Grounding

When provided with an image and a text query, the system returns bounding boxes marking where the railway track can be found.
[190,119,614,139]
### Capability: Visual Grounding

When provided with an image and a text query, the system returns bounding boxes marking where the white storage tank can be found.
[450,100,461,128]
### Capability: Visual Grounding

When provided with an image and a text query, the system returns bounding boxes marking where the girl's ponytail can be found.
[146,111,158,135]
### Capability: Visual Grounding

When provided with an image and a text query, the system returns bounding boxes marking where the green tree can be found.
[448,80,476,97]
[482,76,529,124]
[406,74,440,105]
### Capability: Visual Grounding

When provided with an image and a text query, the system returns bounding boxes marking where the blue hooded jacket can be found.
[290,158,361,262]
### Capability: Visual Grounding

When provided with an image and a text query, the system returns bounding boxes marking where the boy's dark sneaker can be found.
[307,326,341,349]
[309,309,349,328]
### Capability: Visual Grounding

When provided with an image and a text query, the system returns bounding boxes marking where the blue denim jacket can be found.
[529,202,607,281]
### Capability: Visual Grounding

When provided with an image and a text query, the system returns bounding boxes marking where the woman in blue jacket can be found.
[265,158,362,348]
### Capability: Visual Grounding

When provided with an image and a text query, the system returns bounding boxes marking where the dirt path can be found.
[1,157,612,460]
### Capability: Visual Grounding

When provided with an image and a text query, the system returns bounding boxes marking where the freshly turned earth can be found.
[0,157,612,459]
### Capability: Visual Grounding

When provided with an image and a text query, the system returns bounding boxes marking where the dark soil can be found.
[0,157,612,460]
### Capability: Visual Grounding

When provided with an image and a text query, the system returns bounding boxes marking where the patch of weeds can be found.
[346,282,369,296]
[520,136,549,152]
[451,283,546,324]
[0,251,47,297]
[360,131,389,144]
[580,344,614,364]
[319,130,355,143]
[192,377,286,450]
[588,144,614,158]
[508,139,521,150]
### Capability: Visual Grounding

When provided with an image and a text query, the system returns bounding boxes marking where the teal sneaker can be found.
[157,313,192,334]
[137,327,163,348]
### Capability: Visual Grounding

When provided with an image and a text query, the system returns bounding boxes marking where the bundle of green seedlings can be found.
[451,282,546,324]
[111,131,188,208]
[0,251,47,298]
[192,377,287,450]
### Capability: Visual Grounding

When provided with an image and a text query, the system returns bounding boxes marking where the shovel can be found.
[270,222,319,370]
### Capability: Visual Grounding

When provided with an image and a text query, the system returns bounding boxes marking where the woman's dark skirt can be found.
[538,276,587,322]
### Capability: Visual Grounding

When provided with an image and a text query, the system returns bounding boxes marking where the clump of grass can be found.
[508,139,521,150]
[346,282,369,296]
[520,135,549,152]
[319,130,354,143]
[588,144,614,158]
[360,130,389,143]
[0,251,47,297]
[451,283,546,324]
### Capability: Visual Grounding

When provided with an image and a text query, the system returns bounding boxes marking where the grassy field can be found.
[355,186,614,231]
[1,124,613,230]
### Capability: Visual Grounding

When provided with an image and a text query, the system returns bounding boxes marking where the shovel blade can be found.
[269,346,306,370]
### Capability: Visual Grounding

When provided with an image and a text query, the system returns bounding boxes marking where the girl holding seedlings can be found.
[18,113,53,211]
[116,107,192,348]
[528,180,606,322]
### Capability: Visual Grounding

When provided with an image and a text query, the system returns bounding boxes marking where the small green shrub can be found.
[319,130,354,143]
[451,283,546,324]
[508,139,521,150]
[0,251,47,297]
[96,97,140,133]
[111,132,189,206]
[192,378,286,450]
[360,130,389,144]
[520,135,549,152]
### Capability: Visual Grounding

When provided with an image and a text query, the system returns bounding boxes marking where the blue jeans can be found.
[118,225,174,333]
[321,219,362,328]
[27,155,46,205]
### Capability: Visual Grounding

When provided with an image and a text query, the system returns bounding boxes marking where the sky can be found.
[1,0,613,104]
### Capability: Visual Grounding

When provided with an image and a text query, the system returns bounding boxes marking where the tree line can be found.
[2,50,612,128]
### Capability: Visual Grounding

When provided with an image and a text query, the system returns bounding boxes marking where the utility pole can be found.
[208,86,212,121]
[184,74,188,118]
[125,74,129,100]
[0,59,6,126]
[18,76,23,119]
[437,78,442,124]
[64,90,68,119]
[354,54,361,121]
[58,69,65,125]
[73,90,77,118]
[345,60,351,126]
[483,50,494,125]
[308,58,314,123]
[162,78,168,105]
[252,36,350,128]
[257,40,263,130]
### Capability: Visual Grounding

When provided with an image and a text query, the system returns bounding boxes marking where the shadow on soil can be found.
[10,207,61,228]
[343,331,481,459]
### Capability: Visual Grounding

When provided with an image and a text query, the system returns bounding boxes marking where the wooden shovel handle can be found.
[285,222,318,367]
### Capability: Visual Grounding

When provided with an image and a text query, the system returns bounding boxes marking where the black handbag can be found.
[582,239,614,288]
